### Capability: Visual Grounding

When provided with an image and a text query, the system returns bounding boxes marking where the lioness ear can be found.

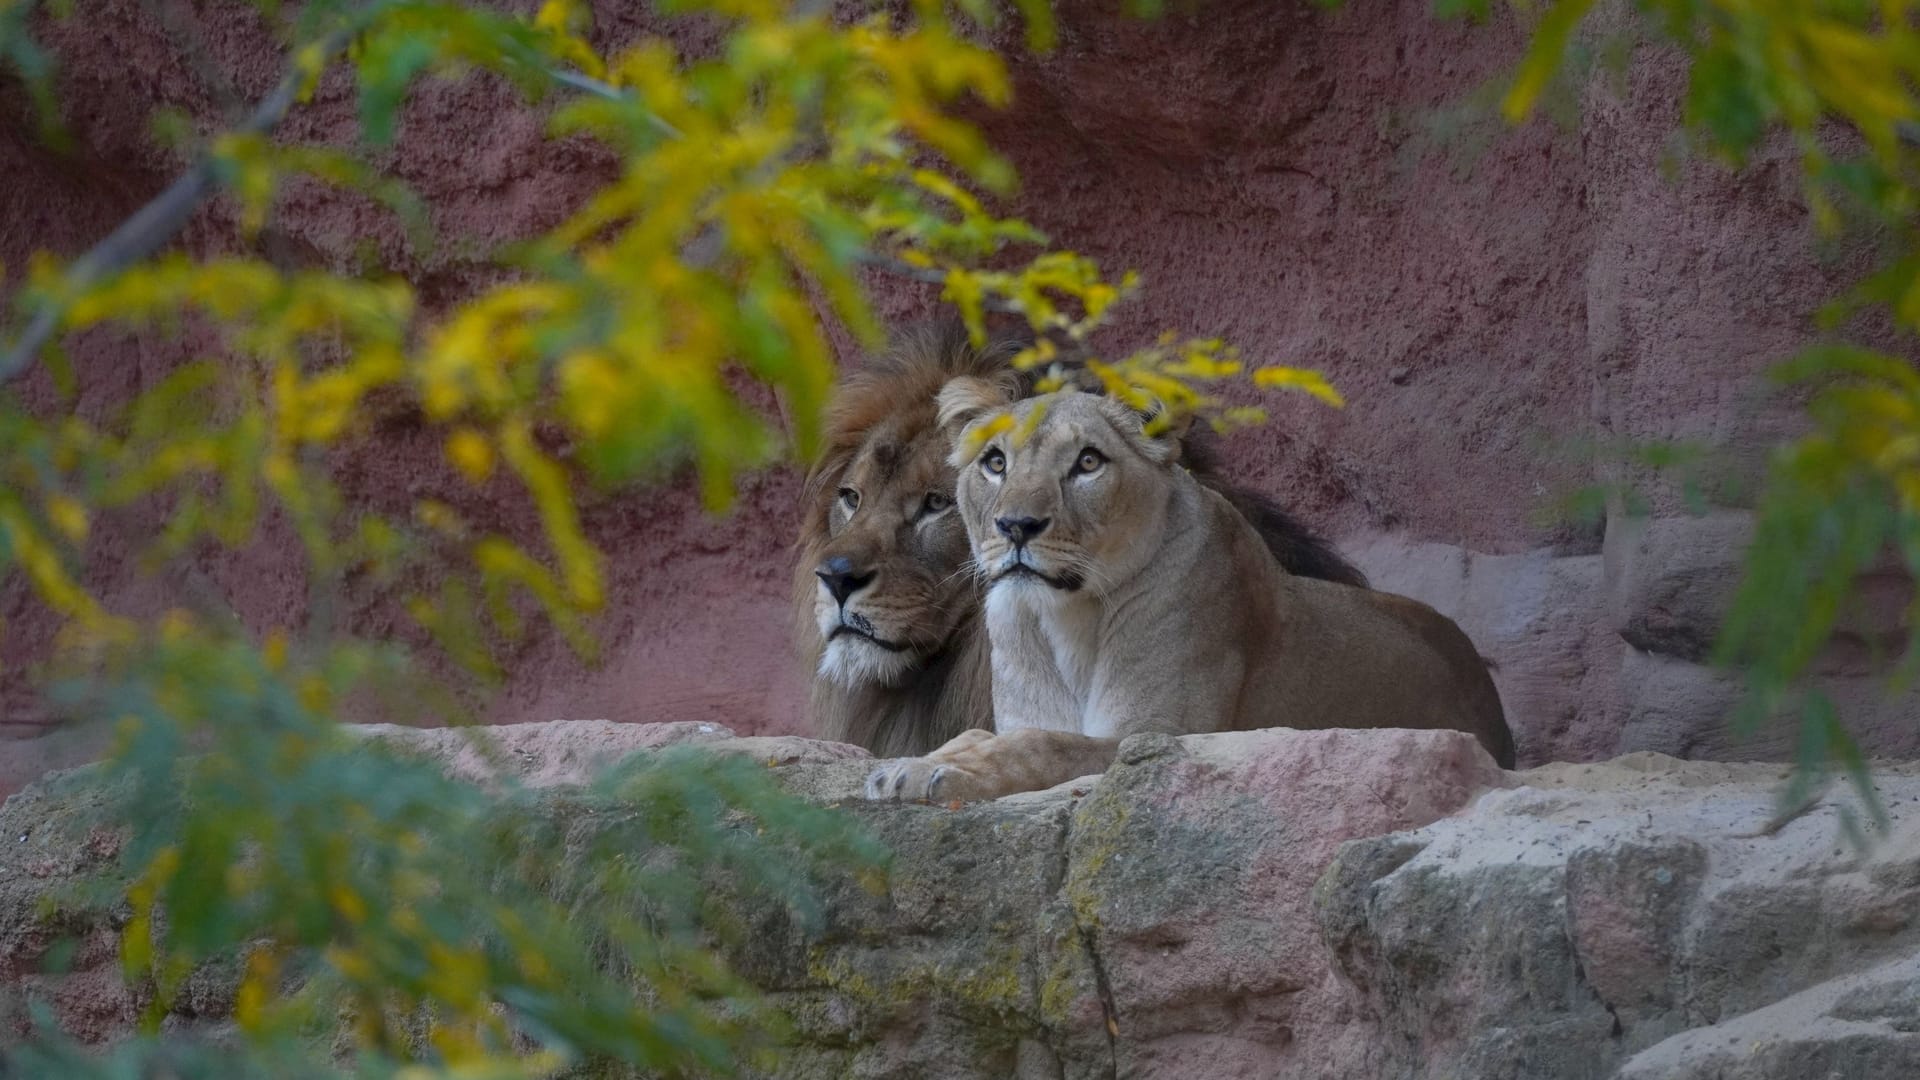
[1139,401,1193,459]
[1100,395,1190,464]
[936,376,1013,439]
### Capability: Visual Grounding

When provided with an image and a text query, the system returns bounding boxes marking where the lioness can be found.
[797,324,1367,757]
[862,381,1514,802]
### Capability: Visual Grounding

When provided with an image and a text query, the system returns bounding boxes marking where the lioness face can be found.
[947,389,1178,599]
[808,412,975,687]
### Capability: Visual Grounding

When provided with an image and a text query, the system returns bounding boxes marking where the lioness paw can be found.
[862,759,990,803]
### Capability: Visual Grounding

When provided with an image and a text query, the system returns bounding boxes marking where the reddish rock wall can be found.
[2,0,1910,794]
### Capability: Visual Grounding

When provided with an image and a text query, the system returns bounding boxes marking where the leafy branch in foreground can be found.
[17,618,884,1076]
[1482,0,1920,817]
[3,0,1341,683]
[0,0,1345,1071]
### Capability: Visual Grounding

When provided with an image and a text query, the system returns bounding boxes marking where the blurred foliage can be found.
[0,0,1340,1073]
[0,0,1338,680]
[14,617,884,1077]
[1526,434,1737,530]
[1485,0,1920,817]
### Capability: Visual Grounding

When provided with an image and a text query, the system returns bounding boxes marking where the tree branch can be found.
[0,24,1006,384]
[852,252,1022,314]
[545,68,683,140]
[0,30,348,384]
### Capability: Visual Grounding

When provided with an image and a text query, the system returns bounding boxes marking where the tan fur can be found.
[863,387,1514,803]
[794,325,1018,757]
[797,324,1370,759]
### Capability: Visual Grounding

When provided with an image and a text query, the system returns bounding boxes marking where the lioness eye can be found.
[1072,447,1107,476]
[981,448,1006,476]
[921,492,952,517]
[838,487,860,511]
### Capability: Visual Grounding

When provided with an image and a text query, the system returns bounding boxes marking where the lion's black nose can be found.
[995,516,1050,545]
[815,556,875,605]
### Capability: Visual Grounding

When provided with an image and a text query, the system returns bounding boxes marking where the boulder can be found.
[356,719,871,788]
[10,723,1920,1078]
[1615,951,1920,1079]
[1318,753,1920,1079]
[1605,511,1753,663]
[0,722,1502,1076]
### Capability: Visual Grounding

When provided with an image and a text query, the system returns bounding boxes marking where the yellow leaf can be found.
[1011,398,1050,447]
[535,0,582,32]
[158,608,196,641]
[1252,365,1346,407]
[324,943,371,982]
[1501,0,1596,123]
[956,412,1014,459]
[234,946,281,1031]
[0,503,104,623]
[262,628,289,672]
[45,494,88,543]
[499,422,603,612]
[328,882,369,925]
[446,429,497,484]
[292,41,331,102]
[298,674,330,713]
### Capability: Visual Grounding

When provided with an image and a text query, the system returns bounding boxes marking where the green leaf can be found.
[354,31,437,147]
[1685,46,1769,160]
[1501,0,1596,123]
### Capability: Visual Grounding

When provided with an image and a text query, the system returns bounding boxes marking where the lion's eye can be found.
[920,492,953,518]
[1071,447,1107,476]
[838,487,861,512]
[981,448,1007,477]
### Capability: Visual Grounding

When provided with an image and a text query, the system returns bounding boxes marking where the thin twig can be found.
[0,29,349,384]
[545,68,684,141]
[852,251,1023,313]
[1734,776,1834,839]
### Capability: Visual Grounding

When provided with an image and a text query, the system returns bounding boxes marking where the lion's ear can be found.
[936,376,1014,439]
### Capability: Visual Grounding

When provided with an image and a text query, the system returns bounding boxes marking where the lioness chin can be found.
[796,323,1367,759]
[862,381,1515,803]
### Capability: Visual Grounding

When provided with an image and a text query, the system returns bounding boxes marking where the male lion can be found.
[861,381,1514,802]
[796,324,1367,757]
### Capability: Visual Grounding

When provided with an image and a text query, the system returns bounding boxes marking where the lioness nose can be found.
[815,556,875,605]
[995,516,1050,545]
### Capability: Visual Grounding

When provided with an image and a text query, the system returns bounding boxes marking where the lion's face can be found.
[805,409,977,687]
[944,386,1181,601]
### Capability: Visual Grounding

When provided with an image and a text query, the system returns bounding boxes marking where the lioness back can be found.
[1247,558,1515,767]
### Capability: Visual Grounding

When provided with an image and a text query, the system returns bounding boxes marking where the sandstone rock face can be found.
[5,0,1917,796]
[1,723,1500,1074]
[356,718,871,788]
[1035,727,1506,1079]
[1613,951,1920,1079]
[1320,753,1920,1079]
[9,723,1920,1078]
[1349,512,1920,772]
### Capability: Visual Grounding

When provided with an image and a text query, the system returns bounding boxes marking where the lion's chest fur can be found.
[982,581,1120,735]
